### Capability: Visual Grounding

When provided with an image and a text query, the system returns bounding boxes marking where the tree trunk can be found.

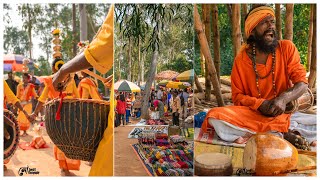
[194,74,204,93]
[141,11,161,119]
[141,53,145,83]
[308,4,316,90]
[231,4,241,57]
[275,4,282,40]
[212,4,221,83]
[200,49,205,75]
[127,38,132,81]
[241,4,248,43]
[137,39,141,86]
[72,4,77,57]
[194,5,225,107]
[307,4,314,72]
[202,4,211,101]
[284,4,294,41]
[27,4,33,59]
[79,4,88,41]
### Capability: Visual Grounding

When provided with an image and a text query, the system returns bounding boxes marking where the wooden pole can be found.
[308,4,316,89]
[275,4,282,40]
[194,5,225,107]
[284,4,294,41]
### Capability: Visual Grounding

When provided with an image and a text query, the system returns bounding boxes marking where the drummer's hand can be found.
[52,69,68,91]
[268,97,286,117]
[258,100,273,116]
[27,113,37,123]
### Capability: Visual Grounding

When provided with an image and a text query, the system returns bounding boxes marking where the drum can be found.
[285,88,314,114]
[243,133,298,176]
[195,153,233,176]
[45,98,110,162]
[4,109,20,161]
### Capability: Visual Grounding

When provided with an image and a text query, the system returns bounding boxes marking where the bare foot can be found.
[310,141,317,147]
[4,165,7,171]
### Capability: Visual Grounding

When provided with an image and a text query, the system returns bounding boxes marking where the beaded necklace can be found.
[252,44,277,98]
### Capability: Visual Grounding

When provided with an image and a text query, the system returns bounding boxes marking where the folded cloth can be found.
[290,112,317,143]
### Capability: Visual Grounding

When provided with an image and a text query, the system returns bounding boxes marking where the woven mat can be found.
[194,141,317,176]
[131,144,156,176]
[194,128,245,148]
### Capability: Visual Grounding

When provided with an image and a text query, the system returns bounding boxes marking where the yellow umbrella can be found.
[166,81,191,89]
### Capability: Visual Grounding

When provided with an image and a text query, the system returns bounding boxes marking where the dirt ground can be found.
[4,122,91,177]
[114,117,149,176]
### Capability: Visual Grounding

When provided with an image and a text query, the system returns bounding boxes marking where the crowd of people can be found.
[115,86,194,128]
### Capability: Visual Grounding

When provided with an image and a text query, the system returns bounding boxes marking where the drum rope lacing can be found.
[55,91,66,120]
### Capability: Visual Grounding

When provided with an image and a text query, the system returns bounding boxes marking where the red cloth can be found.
[116,100,126,114]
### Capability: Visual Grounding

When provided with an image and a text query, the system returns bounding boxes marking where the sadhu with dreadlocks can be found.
[201,5,316,149]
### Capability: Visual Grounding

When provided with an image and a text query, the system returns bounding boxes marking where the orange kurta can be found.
[201,40,307,133]
[78,77,101,100]
[39,76,81,171]
[16,83,38,131]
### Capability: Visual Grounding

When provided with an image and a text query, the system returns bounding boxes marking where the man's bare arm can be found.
[52,52,91,91]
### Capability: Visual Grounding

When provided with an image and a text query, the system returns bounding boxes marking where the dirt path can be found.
[114,117,149,176]
[4,123,91,177]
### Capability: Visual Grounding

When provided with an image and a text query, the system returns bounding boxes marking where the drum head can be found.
[4,109,20,160]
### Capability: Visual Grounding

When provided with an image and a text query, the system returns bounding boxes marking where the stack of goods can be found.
[169,135,188,147]
[129,127,143,138]
[146,119,167,125]
[140,146,194,176]
[138,131,155,146]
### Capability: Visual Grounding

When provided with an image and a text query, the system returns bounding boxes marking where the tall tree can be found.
[79,4,88,41]
[308,4,316,89]
[307,4,313,72]
[241,4,248,43]
[284,4,294,41]
[275,4,282,40]
[202,4,211,101]
[231,4,241,57]
[3,27,29,55]
[194,5,225,107]
[18,4,43,59]
[212,4,221,83]
[72,4,77,57]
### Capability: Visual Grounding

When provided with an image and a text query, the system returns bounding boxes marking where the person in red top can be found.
[116,94,126,126]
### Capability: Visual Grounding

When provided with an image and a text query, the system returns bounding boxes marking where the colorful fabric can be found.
[54,146,81,171]
[201,40,308,134]
[16,83,38,102]
[17,103,32,131]
[116,100,126,114]
[78,77,101,100]
[244,6,275,38]
[4,80,20,105]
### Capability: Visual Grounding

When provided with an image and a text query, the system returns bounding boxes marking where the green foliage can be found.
[292,4,310,67]
[3,26,29,55]
[33,55,51,76]
[115,4,193,82]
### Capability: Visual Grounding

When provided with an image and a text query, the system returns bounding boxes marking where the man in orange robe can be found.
[201,5,310,145]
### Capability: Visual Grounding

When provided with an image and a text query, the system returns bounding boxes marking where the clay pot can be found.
[243,133,298,176]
